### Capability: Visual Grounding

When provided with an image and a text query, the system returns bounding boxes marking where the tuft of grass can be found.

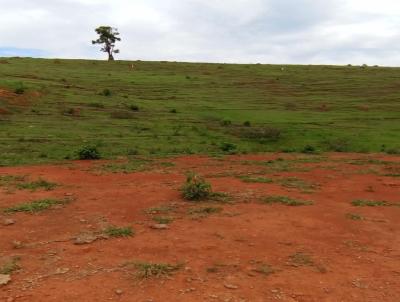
[103,226,134,238]
[0,175,26,187]
[77,145,101,160]
[278,177,318,192]
[239,176,273,183]
[189,206,222,218]
[0,257,21,275]
[152,216,174,224]
[254,264,275,276]
[289,252,314,266]
[145,204,176,215]
[16,179,57,191]
[351,199,390,207]
[3,199,65,213]
[181,172,212,201]
[262,195,313,206]
[98,159,152,174]
[129,261,182,279]
[346,213,364,220]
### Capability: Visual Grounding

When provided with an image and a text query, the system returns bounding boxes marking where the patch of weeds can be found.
[16,179,57,191]
[301,145,318,154]
[278,177,318,192]
[181,172,212,201]
[220,142,237,154]
[351,199,390,207]
[104,226,134,238]
[145,204,176,215]
[99,159,152,173]
[159,162,175,168]
[209,192,232,203]
[289,252,314,267]
[0,175,26,187]
[262,195,313,206]
[346,213,364,220]
[0,257,21,274]
[101,88,111,96]
[386,148,400,155]
[189,206,222,218]
[236,127,281,142]
[110,111,134,119]
[127,261,182,279]
[253,263,275,276]
[88,102,105,108]
[238,176,273,183]
[3,199,66,213]
[152,216,174,224]
[77,145,101,160]
[128,104,139,111]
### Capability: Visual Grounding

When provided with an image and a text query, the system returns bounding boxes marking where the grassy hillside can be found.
[0,57,399,166]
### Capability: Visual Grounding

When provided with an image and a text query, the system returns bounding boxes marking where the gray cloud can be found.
[1,0,400,65]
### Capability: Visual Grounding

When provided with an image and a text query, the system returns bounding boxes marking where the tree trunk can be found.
[108,53,114,61]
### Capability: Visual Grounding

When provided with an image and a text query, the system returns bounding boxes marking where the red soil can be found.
[0,154,399,302]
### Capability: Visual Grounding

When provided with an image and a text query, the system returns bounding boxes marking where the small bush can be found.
[243,121,251,127]
[131,261,182,279]
[326,139,349,152]
[221,119,232,126]
[16,179,57,191]
[181,173,212,201]
[352,199,389,207]
[88,102,105,108]
[14,86,25,95]
[386,148,400,155]
[129,104,139,111]
[302,145,317,154]
[101,88,112,96]
[77,145,101,160]
[220,142,237,154]
[170,108,177,113]
[153,216,174,224]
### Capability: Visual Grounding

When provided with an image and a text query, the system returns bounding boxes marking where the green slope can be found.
[0,57,399,166]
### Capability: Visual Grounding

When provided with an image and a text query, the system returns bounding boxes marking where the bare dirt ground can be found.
[0,153,399,302]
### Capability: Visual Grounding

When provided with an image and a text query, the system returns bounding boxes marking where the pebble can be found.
[224,283,239,290]
[2,219,15,226]
[150,224,169,230]
[0,274,11,286]
[115,289,123,295]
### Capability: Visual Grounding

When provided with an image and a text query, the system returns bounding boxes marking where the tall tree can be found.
[92,26,121,61]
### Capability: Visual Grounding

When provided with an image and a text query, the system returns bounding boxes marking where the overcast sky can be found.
[1,0,400,65]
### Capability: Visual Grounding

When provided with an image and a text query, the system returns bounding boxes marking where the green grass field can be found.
[0,57,399,166]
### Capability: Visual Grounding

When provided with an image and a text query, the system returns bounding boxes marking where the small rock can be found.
[150,224,169,230]
[2,219,15,226]
[115,289,123,295]
[55,268,70,275]
[0,274,11,286]
[73,233,99,245]
[224,283,239,290]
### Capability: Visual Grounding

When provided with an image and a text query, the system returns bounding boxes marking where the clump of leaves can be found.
[3,199,65,213]
[181,173,212,201]
[77,145,101,160]
[129,261,182,279]
[262,195,313,206]
[302,145,317,154]
[104,226,134,238]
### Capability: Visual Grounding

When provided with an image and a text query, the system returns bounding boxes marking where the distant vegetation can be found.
[0,58,400,166]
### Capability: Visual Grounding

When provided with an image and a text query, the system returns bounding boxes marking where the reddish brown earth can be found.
[0,153,399,302]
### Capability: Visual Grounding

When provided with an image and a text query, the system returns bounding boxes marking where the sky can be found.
[1,0,400,65]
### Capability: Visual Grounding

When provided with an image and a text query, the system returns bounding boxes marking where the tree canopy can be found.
[92,26,121,61]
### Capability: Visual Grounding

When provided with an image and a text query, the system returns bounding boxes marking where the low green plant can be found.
[289,252,314,266]
[351,199,390,207]
[254,263,274,276]
[129,104,139,111]
[145,204,176,215]
[101,88,111,96]
[77,145,101,160]
[0,257,21,274]
[16,179,57,191]
[239,176,273,183]
[104,226,134,238]
[130,261,182,279]
[346,213,364,220]
[181,173,212,201]
[220,142,237,154]
[262,195,313,206]
[3,199,65,213]
[152,216,174,224]
[189,206,222,217]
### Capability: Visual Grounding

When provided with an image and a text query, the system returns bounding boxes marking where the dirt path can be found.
[0,153,399,302]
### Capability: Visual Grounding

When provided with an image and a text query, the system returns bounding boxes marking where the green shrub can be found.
[181,173,212,201]
[302,145,317,154]
[243,121,251,127]
[221,119,232,126]
[220,142,237,154]
[129,104,139,111]
[101,88,111,96]
[238,127,281,141]
[14,87,25,95]
[104,226,134,238]
[170,108,177,113]
[77,145,101,160]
